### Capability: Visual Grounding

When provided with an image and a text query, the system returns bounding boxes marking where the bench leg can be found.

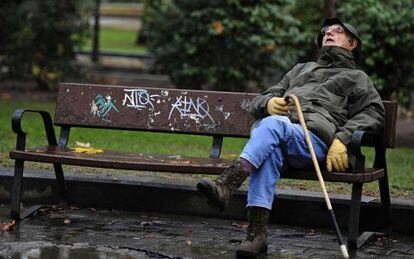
[379,176,392,234]
[348,182,363,249]
[10,159,24,220]
[10,160,66,221]
[10,160,45,221]
[347,183,378,249]
[53,163,67,204]
[348,178,392,250]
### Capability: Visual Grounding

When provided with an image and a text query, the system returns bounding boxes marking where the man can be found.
[197,17,385,258]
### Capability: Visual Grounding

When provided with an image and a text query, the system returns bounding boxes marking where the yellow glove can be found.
[266,97,289,115]
[326,139,348,172]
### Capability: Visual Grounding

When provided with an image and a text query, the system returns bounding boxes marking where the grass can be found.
[81,27,147,54]
[1,100,413,198]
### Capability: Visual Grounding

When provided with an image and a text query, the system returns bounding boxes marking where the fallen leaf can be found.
[144,234,156,239]
[71,147,104,154]
[232,222,249,228]
[227,154,238,159]
[75,141,90,148]
[1,220,16,231]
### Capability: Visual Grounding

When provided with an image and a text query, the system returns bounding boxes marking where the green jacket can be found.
[249,46,385,146]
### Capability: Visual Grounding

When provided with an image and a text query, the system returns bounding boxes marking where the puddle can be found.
[11,246,142,259]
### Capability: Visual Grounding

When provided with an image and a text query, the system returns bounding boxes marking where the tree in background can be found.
[337,0,414,103]
[0,0,92,90]
[145,0,311,91]
[289,0,324,62]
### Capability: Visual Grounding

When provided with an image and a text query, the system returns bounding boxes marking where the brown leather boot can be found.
[197,159,249,211]
[236,207,270,258]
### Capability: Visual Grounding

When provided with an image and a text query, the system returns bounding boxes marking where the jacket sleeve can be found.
[248,69,292,120]
[334,75,385,145]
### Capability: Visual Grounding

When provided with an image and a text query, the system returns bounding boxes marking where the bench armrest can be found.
[12,109,57,150]
[348,130,385,173]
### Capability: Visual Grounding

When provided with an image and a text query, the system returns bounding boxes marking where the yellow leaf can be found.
[32,65,41,76]
[71,147,104,154]
[46,72,58,80]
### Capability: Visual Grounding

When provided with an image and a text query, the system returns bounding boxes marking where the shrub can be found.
[145,0,311,91]
[338,0,414,103]
[0,0,92,90]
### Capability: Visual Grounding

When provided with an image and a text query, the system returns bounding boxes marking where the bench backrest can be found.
[55,83,398,147]
[382,101,398,148]
[55,83,257,137]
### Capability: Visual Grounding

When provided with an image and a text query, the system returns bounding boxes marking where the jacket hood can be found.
[317,46,356,69]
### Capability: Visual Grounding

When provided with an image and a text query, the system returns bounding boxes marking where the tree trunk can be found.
[92,0,100,62]
[324,0,336,18]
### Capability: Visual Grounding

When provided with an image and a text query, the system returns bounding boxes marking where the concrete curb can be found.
[0,168,413,235]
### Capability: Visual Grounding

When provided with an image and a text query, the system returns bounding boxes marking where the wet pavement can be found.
[1,205,414,258]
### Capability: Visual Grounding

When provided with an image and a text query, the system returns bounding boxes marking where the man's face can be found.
[321,24,357,51]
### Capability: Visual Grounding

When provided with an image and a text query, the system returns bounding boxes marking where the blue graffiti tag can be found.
[90,94,119,122]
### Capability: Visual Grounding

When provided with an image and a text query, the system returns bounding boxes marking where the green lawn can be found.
[82,27,147,54]
[1,100,413,197]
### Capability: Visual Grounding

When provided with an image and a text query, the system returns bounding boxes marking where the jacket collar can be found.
[317,46,356,69]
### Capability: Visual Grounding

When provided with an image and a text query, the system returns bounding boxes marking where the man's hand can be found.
[266,97,289,115]
[326,139,348,172]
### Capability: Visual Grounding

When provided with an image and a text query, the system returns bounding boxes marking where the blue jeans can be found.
[240,115,328,210]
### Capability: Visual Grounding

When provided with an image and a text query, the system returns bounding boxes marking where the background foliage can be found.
[144,0,311,91]
[144,0,414,105]
[1,0,413,105]
[338,0,414,102]
[0,0,91,90]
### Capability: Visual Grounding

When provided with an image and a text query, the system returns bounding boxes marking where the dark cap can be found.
[317,17,361,58]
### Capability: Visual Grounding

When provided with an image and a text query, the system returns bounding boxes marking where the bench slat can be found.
[55,83,257,137]
[10,147,384,183]
[10,147,229,174]
[280,168,384,183]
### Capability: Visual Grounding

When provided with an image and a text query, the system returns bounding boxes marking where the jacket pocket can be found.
[321,75,353,96]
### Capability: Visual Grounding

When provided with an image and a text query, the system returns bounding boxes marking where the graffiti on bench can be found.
[91,89,221,129]
[90,94,119,122]
[168,95,215,124]
[57,84,256,136]
[122,89,160,111]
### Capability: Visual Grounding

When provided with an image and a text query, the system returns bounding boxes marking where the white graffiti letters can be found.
[168,96,214,123]
[122,89,159,111]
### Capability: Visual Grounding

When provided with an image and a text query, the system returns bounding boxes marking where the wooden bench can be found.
[9,83,397,250]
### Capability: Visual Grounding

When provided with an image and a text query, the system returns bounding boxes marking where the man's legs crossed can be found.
[237,118,327,257]
[197,115,327,256]
[197,116,293,211]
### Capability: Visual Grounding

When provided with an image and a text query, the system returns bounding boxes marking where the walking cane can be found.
[285,94,349,259]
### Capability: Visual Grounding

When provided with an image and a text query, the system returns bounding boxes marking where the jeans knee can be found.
[257,115,290,133]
